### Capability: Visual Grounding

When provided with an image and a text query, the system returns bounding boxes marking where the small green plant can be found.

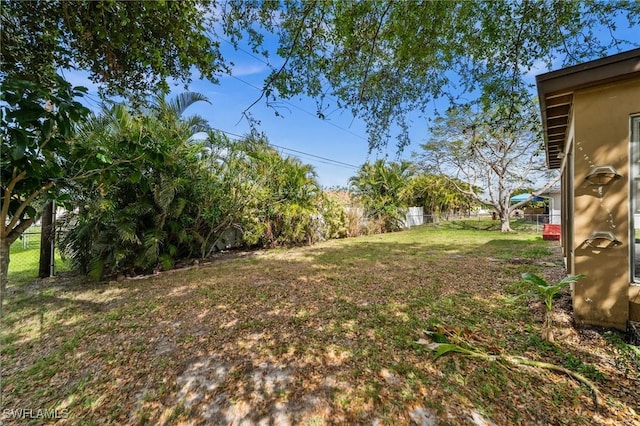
[512,272,585,342]
[420,328,603,408]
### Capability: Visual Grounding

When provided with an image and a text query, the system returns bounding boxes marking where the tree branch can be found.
[1,169,27,238]
[242,1,316,117]
[6,181,54,232]
[358,1,393,103]
[6,217,35,245]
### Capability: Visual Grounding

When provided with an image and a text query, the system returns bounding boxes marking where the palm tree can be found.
[147,92,211,137]
[405,174,477,220]
[61,92,211,278]
[246,142,322,246]
[349,160,414,232]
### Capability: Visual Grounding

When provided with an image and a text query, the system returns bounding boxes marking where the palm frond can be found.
[167,92,210,117]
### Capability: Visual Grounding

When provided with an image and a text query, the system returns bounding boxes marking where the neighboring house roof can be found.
[324,190,352,206]
[536,48,640,169]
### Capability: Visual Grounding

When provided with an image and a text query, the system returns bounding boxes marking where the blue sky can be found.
[64,37,432,189]
[181,49,429,188]
[65,19,639,189]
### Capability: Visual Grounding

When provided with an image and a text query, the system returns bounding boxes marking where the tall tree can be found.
[1,0,227,100]
[0,76,89,315]
[0,0,238,297]
[221,1,639,151]
[415,103,558,232]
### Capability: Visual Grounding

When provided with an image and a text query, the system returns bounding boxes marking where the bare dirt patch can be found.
[2,228,638,425]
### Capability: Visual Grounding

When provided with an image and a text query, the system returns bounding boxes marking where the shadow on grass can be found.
[5,230,627,425]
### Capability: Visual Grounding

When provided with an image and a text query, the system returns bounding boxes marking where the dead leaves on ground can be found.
[2,230,639,425]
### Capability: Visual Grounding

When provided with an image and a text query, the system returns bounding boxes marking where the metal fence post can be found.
[51,200,56,276]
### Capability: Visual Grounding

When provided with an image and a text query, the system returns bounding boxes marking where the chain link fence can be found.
[412,212,562,232]
[8,227,68,283]
[6,211,561,283]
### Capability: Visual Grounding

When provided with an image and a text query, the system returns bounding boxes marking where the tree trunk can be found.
[0,239,10,321]
[543,311,555,342]
[39,202,54,278]
[500,217,512,232]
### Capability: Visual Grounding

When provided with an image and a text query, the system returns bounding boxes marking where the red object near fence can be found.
[542,224,561,241]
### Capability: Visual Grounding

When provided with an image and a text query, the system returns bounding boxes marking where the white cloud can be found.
[230,63,271,77]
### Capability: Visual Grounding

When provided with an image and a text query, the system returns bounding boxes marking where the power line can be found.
[270,144,358,169]
[218,36,368,142]
[220,37,272,67]
[228,74,368,142]
[211,127,359,170]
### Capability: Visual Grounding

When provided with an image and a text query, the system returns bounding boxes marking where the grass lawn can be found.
[1,221,638,425]
[8,227,70,284]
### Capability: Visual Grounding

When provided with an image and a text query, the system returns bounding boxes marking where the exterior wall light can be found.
[583,231,622,249]
[585,165,622,185]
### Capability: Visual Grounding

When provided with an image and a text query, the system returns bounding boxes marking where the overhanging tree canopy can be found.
[0,0,229,312]
[1,0,227,100]
[221,0,639,150]
[3,1,637,145]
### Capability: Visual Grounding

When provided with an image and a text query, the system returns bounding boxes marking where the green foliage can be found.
[60,105,344,278]
[404,173,477,219]
[222,1,639,151]
[512,272,585,341]
[1,75,89,242]
[196,132,344,253]
[1,74,89,307]
[3,1,637,150]
[1,0,226,101]
[318,193,348,240]
[60,94,212,278]
[422,328,491,361]
[235,139,324,247]
[349,160,414,232]
[519,272,585,313]
[416,103,555,232]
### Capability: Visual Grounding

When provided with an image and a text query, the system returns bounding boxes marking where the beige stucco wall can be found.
[571,78,640,330]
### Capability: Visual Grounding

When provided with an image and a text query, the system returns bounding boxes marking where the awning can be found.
[510,193,545,203]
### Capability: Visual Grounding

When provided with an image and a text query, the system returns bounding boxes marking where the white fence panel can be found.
[403,207,424,228]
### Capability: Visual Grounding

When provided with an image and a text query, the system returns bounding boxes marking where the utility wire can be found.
[270,144,358,169]
[227,75,368,142]
[220,37,272,67]
[211,127,359,170]
[219,35,368,142]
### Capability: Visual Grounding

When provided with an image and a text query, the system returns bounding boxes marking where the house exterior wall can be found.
[549,192,561,225]
[562,119,575,272]
[570,78,640,329]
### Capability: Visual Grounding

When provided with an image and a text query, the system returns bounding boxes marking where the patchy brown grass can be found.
[1,223,639,425]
